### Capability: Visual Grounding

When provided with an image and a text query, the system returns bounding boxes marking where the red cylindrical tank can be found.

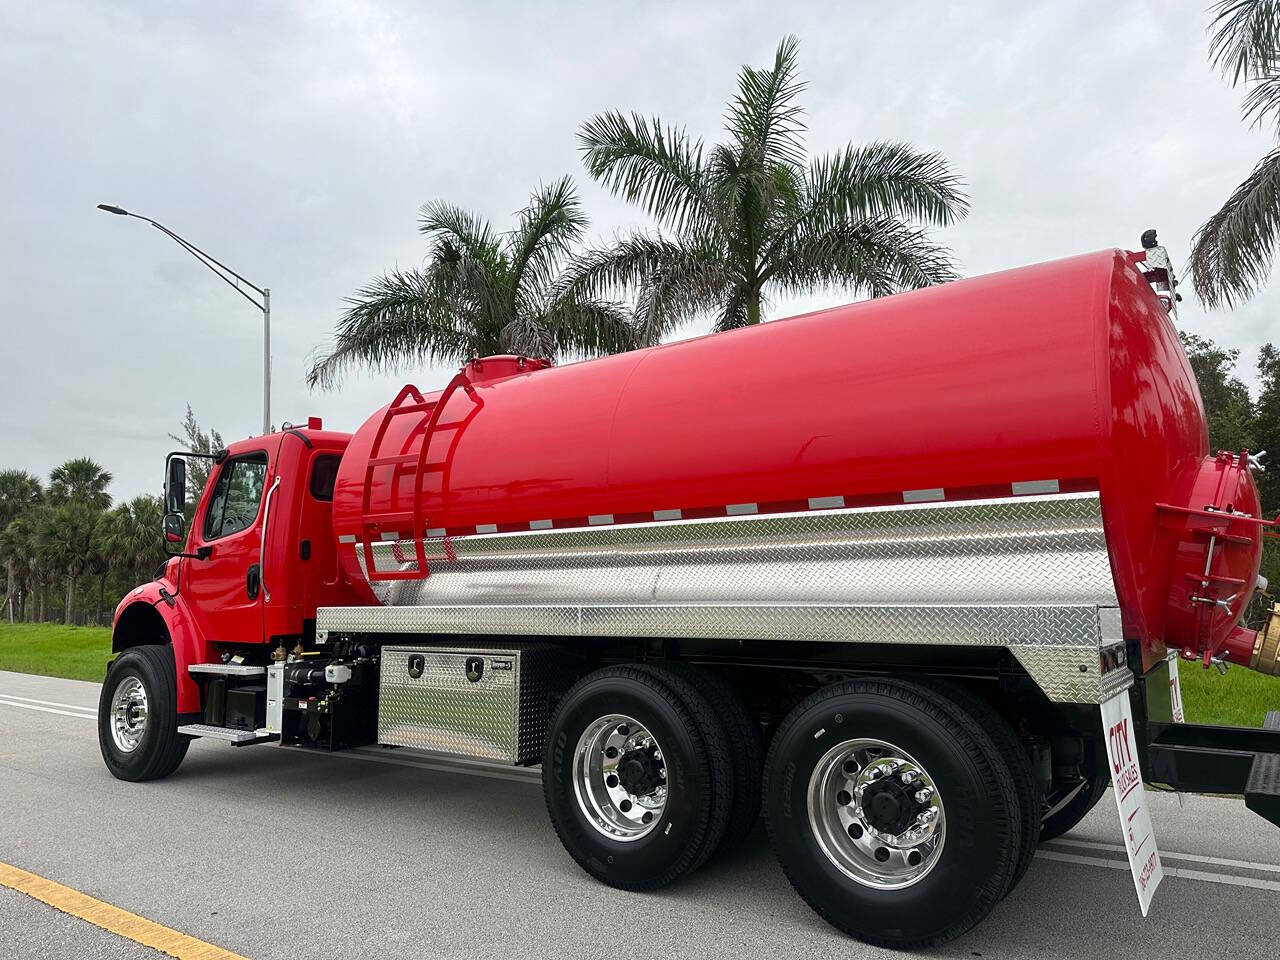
[331,249,1265,665]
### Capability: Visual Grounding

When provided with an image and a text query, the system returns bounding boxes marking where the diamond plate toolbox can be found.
[377,644,560,764]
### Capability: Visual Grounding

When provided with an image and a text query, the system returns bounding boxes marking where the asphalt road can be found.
[2,669,1280,960]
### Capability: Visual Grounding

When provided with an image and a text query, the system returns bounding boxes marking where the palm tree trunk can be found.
[746,294,762,325]
[65,575,75,626]
[39,584,47,622]
[4,558,14,621]
[96,575,106,626]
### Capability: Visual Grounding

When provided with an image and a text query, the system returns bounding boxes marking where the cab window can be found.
[308,454,341,502]
[202,453,269,540]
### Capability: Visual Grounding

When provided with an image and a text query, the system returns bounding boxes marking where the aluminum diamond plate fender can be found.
[319,493,1123,703]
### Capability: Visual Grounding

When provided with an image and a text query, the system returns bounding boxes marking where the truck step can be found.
[178,723,277,746]
[188,663,266,677]
[1244,711,1280,828]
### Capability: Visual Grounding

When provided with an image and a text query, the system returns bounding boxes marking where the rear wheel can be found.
[541,664,732,890]
[633,662,762,854]
[763,678,1022,949]
[98,645,189,782]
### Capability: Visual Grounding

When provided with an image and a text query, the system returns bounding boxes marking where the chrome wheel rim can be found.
[109,676,149,754]
[573,714,667,841]
[806,738,945,889]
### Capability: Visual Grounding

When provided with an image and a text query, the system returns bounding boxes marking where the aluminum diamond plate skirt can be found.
[320,493,1122,703]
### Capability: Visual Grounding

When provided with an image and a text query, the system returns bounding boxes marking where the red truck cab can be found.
[111,420,359,716]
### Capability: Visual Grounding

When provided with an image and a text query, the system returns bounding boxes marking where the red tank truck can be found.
[99,241,1280,948]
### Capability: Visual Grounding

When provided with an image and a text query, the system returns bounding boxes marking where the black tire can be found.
[542,664,733,890]
[1040,769,1110,842]
[914,678,1040,899]
[98,645,189,782]
[633,662,762,854]
[763,678,1022,949]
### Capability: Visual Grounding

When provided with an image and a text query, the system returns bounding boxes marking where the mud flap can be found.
[1101,690,1164,915]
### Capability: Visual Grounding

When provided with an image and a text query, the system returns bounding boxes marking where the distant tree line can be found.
[0,406,220,627]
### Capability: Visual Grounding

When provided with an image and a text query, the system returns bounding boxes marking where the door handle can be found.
[246,564,261,601]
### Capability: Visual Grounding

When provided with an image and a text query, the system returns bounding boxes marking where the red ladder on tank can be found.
[359,370,482,581]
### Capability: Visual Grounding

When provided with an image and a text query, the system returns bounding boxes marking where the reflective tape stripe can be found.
[379,531,401,541]
[808,496,845,510]
[902,488,945,503]
[529,519,553,530]
[338,534,357,544]
[426,528,447,538]
[726,503,758,516]
[475,524,498,535]
[1012,479,1060,496]
[588,514,615,526]
[653,509,682,521]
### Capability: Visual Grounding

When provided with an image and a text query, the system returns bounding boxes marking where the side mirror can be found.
[163,512,186,551]
[165,456,187,515]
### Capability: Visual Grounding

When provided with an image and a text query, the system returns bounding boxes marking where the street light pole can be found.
[97,203,272,435]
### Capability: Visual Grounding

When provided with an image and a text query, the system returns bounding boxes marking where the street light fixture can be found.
[97,203,272,435]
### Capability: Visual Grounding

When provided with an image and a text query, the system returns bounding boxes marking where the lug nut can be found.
[900,770,918,784]
[917,808,937,825]
[914,788,933,803]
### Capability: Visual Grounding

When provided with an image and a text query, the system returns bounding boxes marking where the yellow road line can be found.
[0,860,249,960]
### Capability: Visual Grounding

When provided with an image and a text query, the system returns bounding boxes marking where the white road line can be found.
[1036,850,1280,892]
[0,699,97,720]
[0,701,97,716]
[1048,836,1280,874]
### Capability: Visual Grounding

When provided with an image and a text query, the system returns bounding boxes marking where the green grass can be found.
[0,622,1277,726]
[0,622,113,683]
[1178,659,1280,728]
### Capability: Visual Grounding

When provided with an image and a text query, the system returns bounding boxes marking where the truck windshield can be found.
[202,452,269,540]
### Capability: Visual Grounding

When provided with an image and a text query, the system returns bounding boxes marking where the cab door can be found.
[185,442,280,647]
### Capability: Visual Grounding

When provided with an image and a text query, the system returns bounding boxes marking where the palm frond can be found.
[579,112,713,234]
[1242,72,1280,127]
[418,201,502,265]
[1190,147,1280,308]
[770,217,960,299]
[307,268,481,389]
[537,297,640,357]
[1210,0,1280,85]
[726,35,807,170]
[806,142,970,228]
[507,176,589,304]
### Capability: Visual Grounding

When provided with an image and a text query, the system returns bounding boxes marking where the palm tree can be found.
[2,512,46,621]
[37,502,98,625]
[1190,1,1280,307]
[48,457,113,511]
[0,470,42,619]
[99,496,165,589]
[308,177,636,388]
[564,36,968,342]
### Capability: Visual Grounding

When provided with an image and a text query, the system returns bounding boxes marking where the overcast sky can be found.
[2,1,1277,503]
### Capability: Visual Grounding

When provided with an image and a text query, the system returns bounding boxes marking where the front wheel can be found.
[763,678,1023,949]
[98,645,189,782]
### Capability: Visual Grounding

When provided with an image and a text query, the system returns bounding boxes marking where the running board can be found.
[178,723,277,746]
[188,663,266,677]
[1146,714,1280,828]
